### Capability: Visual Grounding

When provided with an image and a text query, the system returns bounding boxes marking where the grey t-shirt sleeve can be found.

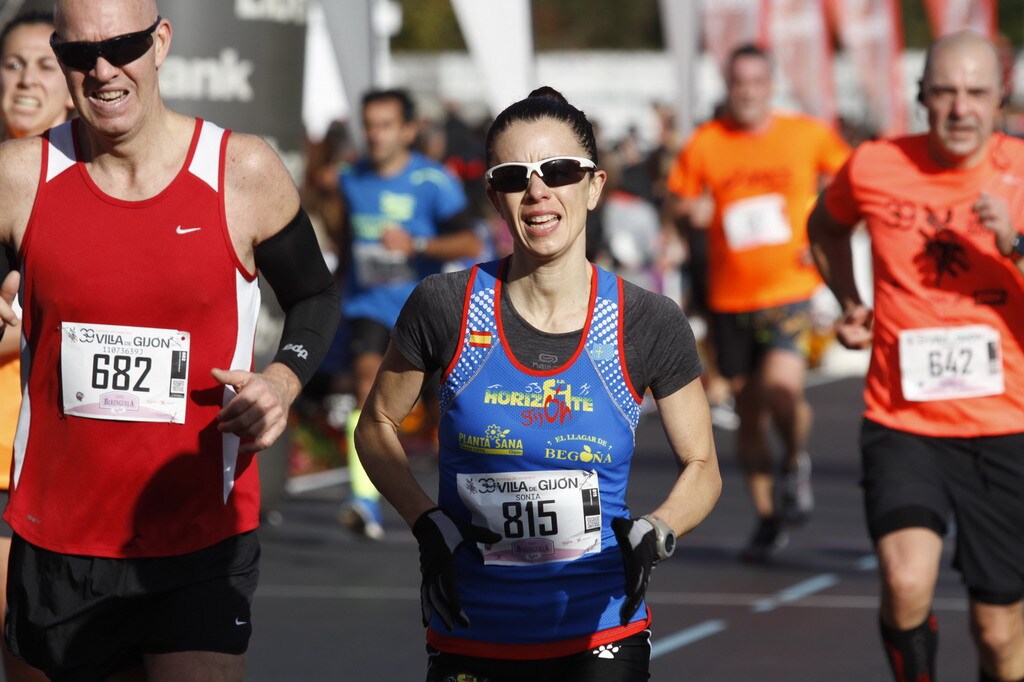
[621,281,703,399]
[392,268,703,400]
[392,270,471,373]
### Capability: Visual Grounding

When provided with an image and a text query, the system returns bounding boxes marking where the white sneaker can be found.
[709,399,740,431]
[339,499,384,541]
[780,452,813,526]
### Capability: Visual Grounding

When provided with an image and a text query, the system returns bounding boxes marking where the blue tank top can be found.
[430,258,648,658]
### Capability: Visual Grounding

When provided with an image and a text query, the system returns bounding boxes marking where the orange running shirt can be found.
[824,133,1024,437]
[667,113,850,312]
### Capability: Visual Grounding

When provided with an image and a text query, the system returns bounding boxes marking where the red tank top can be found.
[5,119,262,558]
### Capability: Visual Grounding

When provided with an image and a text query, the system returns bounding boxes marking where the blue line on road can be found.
[650,620,727,659]
[751,573,839,613]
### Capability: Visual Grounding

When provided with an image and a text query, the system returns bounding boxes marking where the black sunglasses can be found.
[485,156,597,193]
[50,17,161,72]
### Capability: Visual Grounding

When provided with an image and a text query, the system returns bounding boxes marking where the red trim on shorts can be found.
[426,610,652,660]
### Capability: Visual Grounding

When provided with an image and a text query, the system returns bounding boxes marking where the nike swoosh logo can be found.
[235,618,248,626]
[176,226,202,234]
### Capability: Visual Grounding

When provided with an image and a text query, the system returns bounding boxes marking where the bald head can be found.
[50,0,169,147]
[54,0,159,34]
[919,31,1005,169]
[922,31,1002,92]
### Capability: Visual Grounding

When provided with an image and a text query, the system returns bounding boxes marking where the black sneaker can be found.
[739,516,788,563]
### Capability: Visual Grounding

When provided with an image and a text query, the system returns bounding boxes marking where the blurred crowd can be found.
[290,96,854,472]
[289,46,1024,475]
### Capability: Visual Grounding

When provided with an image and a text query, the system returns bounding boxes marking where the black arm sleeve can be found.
[436,207,475,235]
[255,207,341,387]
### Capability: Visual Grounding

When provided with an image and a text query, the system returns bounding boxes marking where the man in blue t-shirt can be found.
[338,89,480,538]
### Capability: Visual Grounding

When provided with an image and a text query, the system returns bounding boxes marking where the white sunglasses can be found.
[485,156,597,192]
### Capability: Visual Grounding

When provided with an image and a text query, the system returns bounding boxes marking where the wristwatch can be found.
[412,236,429,255]
[642,514,676,562]
[1010,233,1024,262]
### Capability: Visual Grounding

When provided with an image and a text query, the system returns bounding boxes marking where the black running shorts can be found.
[0,491,13,538]
[5,531,260,682]
[425,630,651,682]
[860,419,1024,605]
[346,316,392,359]
[710,300,812,379]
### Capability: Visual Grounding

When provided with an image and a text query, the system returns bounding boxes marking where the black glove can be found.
[412,507,502,631]
[612,516,659,626]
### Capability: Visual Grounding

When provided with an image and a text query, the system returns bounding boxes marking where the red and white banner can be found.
[700,0,837,124]
[701,0,766,78]
[764,0,837,124]
[661,0,702,138]
[829,0,907,137]
[923,0,998,38]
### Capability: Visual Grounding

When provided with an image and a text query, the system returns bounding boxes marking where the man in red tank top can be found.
[0,1,338,680]
[809,32,1024,682]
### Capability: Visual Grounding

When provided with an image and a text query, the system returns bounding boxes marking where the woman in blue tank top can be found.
[355,86,721,681]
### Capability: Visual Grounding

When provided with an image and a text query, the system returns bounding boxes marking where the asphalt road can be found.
[245,375,978,681]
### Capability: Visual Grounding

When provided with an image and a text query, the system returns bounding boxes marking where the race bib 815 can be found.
[458,469,602,566]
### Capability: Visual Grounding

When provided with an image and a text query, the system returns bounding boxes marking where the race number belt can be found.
[722,193,792,251]
[352,241,415,288]
[61,322,190,423]
[898,325,1003,402]
[457,469,601,566]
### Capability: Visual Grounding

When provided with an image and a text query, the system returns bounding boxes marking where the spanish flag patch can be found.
[468,330,492,347]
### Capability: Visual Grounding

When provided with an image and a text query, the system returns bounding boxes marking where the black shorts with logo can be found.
[860,419,1024,605]
[710,300,812,379]
[5,531,260,682]
[425,630,651,682]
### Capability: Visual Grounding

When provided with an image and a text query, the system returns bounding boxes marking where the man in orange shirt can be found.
[667,44,850,562]
[809,32,1024,682]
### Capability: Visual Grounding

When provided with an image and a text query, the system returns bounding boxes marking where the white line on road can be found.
[284,467,350,495]
[647,591,966,611]
[750,574,839,613]
[650,620,727,659]
[856,554,879,571]
[805,368,865,388]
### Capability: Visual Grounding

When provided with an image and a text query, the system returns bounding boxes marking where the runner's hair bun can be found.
[528,86,569,104]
